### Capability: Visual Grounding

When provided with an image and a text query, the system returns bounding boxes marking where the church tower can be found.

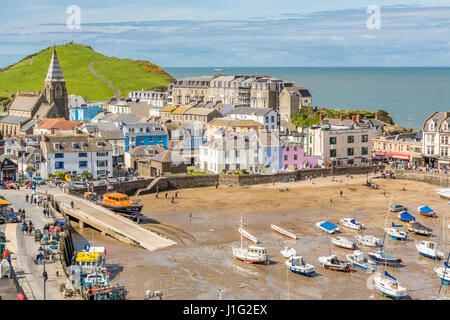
[44,47,69,119]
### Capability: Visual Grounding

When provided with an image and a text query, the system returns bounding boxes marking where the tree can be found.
[55,171,65,179]
[81,171,93,180]
[25,166,37,173]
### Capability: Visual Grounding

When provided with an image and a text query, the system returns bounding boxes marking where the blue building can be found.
[69,104,106,122]
[121,122,168,152]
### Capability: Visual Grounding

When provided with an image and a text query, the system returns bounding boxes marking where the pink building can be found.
[282,143,318,170]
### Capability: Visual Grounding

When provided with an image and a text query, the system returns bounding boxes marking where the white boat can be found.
[416,241,444,260]
[232,217,269,264]
[435,188,450,199]
[340,218,364,230]
[434,260,450,283]
[346,250,376,272]
[286,256,315,276]
[280,246,297,258]
[318,255,352,272]
[331,237,358,250]
[316,221,339,234]
[355,235,381,247]
[373,271,408,300]
[385,228,409,241]
[271,224,297,240]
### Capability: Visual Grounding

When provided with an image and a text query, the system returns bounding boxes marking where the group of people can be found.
[26,193,47,208]
[155,191,179,203]
[20,220,34,234]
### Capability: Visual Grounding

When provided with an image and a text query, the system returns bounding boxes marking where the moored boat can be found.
[239,226,258,243]
[316,221,339,234]
[286,256,316,276]
[367,251,402,267]
[374,271,408,300]
[232,217,269,264]
[271,224,297,240]
[318,255,352,272]
[434,260,450,283]
[435,188,450,199]
[280,246,297,258]
[418,205,436,217]
[98,192,143,216]
[72,245,107,275]
[385,227,409,241]
[416,241,444,260]
[340,217,364,230]
[346,250,376,272]
[355,235,381,247]
[408,221,433,236]
[331,237,358,250]
[398,211,415,222]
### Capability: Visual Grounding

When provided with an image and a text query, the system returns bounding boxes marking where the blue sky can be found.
[0,1,449,67]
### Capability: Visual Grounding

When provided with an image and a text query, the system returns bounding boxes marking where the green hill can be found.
[0,43,174,101]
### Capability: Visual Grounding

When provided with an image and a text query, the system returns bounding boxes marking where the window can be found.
[225,151,230,158]
[347,136,354,143]
[97,170,107,176]
[347,148,354,156]
[440,147,448,157]
[330,149,336,158]
[79,153,87,158]
[441,136,448,145]
[429,122,435,131]
[293,154,298,160]
[286,147,290,152]
[82,142,88,148]
[72,143,80,149]
[284,155,288,161]
[139,136,144,143]
[79,161,88,168]
[329,137,337,145]
[55,153,64,159]
[362,147,368,155]
[55,162,64,169]
[361,135,369,143]
[149,137,153,142]
[158,136,162,142]
[97,160,108,167]
[235,151,240,157]
[347,159,354,165]
[294,146,297,151]
[97,152,108,157]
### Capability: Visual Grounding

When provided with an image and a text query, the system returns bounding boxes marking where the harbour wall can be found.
[67,165,385,196]
[394,170,450,187]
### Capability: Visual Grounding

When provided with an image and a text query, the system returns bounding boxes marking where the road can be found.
[2,189,66,300]
[89,61,120,100]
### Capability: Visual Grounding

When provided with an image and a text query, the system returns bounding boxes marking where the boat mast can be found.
[437,215,449,299]
[240,216,243,249]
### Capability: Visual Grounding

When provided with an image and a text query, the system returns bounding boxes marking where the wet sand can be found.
[71,174,450,300]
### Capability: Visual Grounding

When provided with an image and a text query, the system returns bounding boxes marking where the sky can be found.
[0,1,449,67]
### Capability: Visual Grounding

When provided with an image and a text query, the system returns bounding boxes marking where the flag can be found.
[3,249,10,264]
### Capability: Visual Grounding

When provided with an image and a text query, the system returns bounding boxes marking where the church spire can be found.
[45,47,65,82]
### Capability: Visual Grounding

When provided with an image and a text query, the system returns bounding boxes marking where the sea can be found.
[165,67,450,130]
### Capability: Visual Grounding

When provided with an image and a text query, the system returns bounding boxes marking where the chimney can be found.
[339,114,344,121]
[352,115,356,122]
[375,113,378,120]
[356,114,360,123]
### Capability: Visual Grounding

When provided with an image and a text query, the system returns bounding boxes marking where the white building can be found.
[225,107,280,132]
[41,135,113,179]
[307,116,373,166]
[422,111,450,168]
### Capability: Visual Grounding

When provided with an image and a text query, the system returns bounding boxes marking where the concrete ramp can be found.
[54,194,176,251]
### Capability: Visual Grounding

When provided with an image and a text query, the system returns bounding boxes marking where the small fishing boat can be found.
[398,211,415,222]
[355,235,381,247]
[72,245,107,275]
[280,246,297,258]
[435,188,450,199]
[418,205,436,217]
[331,237,358,250]
[81,272,110,288]
[271,224,297,240]
[385,226,409,241]
[416,241,444,260]
[213,68,225,72]
[286,256,316,276]
[374,271,408,300]
[340,218,364,230]
[98,192,143,216]
[346,250,376,272]
[316,221,339,234]
[318,255,352,272]
[367,251,402,267]
[232,217,269,264]
[408,221,433,236]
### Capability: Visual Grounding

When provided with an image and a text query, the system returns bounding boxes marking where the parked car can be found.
[0,216,5,225]
[3,211,19,223]
[109,178,119,183]
[390,204,407,212]
[0,231,6,242]
[31,176,46,185]
[97,180,107,185]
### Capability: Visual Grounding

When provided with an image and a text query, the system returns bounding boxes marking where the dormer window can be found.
[443,122,448,132]
[72,143,80,149]
[54,143,60,150]
[96,141,106,147]
[429,122,435,131]
[82,142,88,148]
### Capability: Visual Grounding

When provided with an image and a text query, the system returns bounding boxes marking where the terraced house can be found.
[121,122,168,152]
[422,111,450,168]
[41,135,113,179]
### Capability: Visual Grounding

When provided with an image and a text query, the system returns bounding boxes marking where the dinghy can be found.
[385,225,409,241]
[331,237,358,250]
[418,205,436,217]
[355,235,381,247]
[435,188,450,199]
[286,256,316,276]
[398,211,415,222]
[374,271,408,300]
[346,250,376,272]
[318,255,352,272]
[239,225,259,243]
[367,251,402,267]
[271,224,297,240]
[340,218,364,230]
[416,241,444,260]
[408,221,433,236]
[280,246,297,258]
[316,221,339,234]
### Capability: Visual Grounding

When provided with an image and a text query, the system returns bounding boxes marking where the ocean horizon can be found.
[165,66,450,130]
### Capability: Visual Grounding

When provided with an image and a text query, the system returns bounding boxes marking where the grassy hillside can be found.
[0,43,174,101]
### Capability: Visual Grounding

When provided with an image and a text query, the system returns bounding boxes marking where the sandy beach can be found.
[71,174,450,300]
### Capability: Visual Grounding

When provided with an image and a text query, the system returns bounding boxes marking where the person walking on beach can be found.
[189,212,192,220]
[340,190,343,197]
[175,192,178,199]
[171,196,174,203]
[165,193,168,199]
[155,192,159,199]
[70,201,74,209]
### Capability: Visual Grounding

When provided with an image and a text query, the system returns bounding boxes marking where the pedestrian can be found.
[189,212,192,220]
[155,192,159,199]
[340,190,343,197]
[70,201,74,209]
[330,198,333,203]
[171,196,174,203]
[175,192,178,199]
[165,193,168,199]
[383,191,386,197]
[26,194,29,203]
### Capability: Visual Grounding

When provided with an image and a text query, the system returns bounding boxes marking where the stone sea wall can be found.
[394,170,450,187]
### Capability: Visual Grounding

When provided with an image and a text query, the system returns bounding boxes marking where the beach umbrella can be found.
[0,198,10,205]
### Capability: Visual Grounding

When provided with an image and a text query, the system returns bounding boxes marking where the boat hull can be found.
[288,266,315,276]
[419,251,442,260]
[368,254,402,267]
[323,264,352,272]
[271,224,296,240]
[99,203,143,215]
